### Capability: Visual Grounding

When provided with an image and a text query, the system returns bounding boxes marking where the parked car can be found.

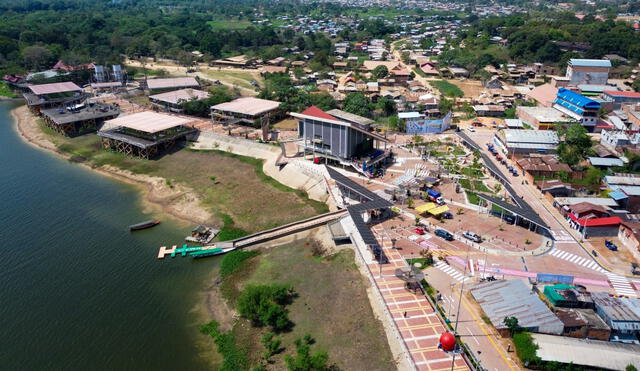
[415,227,426,235]
[463,231,482,243]
[435,229,454,241]
[442,211,454,219]
[467,127,475,132]
[511,169,519,176]
[605,240,618,251]
[503,215,515,224]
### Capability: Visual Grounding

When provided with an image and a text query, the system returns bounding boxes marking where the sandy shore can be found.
[11,105,213,226]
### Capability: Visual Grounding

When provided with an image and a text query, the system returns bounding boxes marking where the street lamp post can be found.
[581,214,595,241]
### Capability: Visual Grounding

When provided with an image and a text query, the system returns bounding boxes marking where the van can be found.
[435,229,454,241]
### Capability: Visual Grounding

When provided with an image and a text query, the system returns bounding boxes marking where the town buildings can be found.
[566,59,612,86]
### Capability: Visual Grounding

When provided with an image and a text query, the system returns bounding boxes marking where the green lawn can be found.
[0,82,19,98]
[204,70,261,90]
[207,19,252,30]
[429,80,464,98]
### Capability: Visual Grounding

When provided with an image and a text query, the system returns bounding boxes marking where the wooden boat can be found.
[129,220,160,231]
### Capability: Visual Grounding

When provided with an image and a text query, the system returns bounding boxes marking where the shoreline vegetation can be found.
[12,103,395,370]
[11,104,326,234]
[200,239,396,371]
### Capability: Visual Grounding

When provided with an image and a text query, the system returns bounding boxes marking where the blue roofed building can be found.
[566,59,611,86]
[553,88,601,131]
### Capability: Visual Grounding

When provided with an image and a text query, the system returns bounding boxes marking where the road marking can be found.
[459,295,517,371]
[434,261,469,283]
[549,248,606,273]
[466,327,479,345]
[606,273,638,297]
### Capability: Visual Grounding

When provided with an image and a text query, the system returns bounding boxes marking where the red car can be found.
[415,227,426,235]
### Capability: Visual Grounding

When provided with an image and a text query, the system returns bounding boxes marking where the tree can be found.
[376,97,396,116]
[503,316,521,336]
[438,97,454,114]
[237,284,295,332]
[372,65,388,79]
[401,51,411,64]
[343,92,371,118]
[285,335,331,371]
[557,123,593,167]
[22,45,53,70]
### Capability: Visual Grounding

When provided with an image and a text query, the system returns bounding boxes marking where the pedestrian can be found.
[403,311,407,318]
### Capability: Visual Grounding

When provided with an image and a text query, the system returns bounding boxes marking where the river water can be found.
[0,102,215,370]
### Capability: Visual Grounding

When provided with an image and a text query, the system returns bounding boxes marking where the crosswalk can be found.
[550,229,575,244]
[548,249,606,273]
[605,273,638,297]
[434,260,469,283]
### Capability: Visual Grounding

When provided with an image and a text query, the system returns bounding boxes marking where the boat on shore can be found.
[190,246,235,258]
[129,220,160,231]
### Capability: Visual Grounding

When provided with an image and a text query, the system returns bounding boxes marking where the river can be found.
[0,101,215,370]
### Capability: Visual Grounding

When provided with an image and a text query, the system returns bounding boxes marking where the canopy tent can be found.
[428,205,450,215]
[415,203,437,214]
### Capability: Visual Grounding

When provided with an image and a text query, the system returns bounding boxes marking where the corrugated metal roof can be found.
[146,77,199,90]
[556,88,600,110]
[533,333,640,370]
[593,292,640,322]
[588,157,624,167]
[569,59,612,68]
[503,129,559,145]
[470,280,563,334]
[28,81,82,95]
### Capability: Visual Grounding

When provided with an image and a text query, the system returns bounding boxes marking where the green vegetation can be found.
[220,250,260,277]
[200,320,249,371]
[285,335,331,371]
[429,80,464,98]
[259,73,337,113]
[217,213,250,241]
[208,242,394,370]
[513,332,541,366]
[207,19,252,30]
[556,123,593,167]
[0,82,18,98]
[237,284,295,332]
[181,85,234,117]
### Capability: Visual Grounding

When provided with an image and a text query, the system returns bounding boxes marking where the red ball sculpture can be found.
[439,332,456,352]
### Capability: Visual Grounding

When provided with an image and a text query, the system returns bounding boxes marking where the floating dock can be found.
[157,244,234,259]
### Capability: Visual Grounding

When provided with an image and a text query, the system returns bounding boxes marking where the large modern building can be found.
[566,59,611,86]
[23,81,85,112]
[291,106,389,175]
[553,88,601,131]
[603,90,640,109]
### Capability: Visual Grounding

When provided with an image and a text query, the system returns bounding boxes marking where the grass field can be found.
[0,82,19,98]
[207,19,252,30]
[429,80,464,98]
[41,129,326,232]
[217,242,396,371]
[204,70,261,90]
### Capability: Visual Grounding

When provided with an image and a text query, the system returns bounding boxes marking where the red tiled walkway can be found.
[368,225,470,371]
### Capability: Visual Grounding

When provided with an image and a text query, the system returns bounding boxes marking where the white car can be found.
[462,231,482,243]
[467,127,476,132]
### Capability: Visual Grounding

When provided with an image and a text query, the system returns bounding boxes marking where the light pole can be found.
[581,214,595,241]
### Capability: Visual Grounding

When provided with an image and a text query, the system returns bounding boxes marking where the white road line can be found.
[466,327,480,345]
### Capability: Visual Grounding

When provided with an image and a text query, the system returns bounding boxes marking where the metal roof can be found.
[605,175,640,187]
[327,109,374,126]
[398,112,422,119]
[475,193,549,229]
[556,88,601,110]
[554,197,619,207]
[504,119,524,128]
[532,333,640,370]
[588,157,624,167]
[502,129,559,145]
[149,88,210,105]
[470,280,563,334]
[569,59,612,68]
[609,190,628,201]
[104,111,195,134]
[28,81,82,95]
[146,77,199,90]
[211,97,280,116]
[592,292,640,322]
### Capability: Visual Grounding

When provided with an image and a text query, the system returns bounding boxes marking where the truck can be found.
[427,189,445,205]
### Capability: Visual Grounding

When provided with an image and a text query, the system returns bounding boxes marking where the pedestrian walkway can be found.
[367,226,470,371]
[606,273,638,298]
[550,229,575,244]
[548,248,606,273]
[433,260,470,284]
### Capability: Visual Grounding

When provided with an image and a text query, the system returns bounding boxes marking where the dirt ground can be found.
[589,236,639,269]
[220,238,396,371]
[445,78,484,98]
